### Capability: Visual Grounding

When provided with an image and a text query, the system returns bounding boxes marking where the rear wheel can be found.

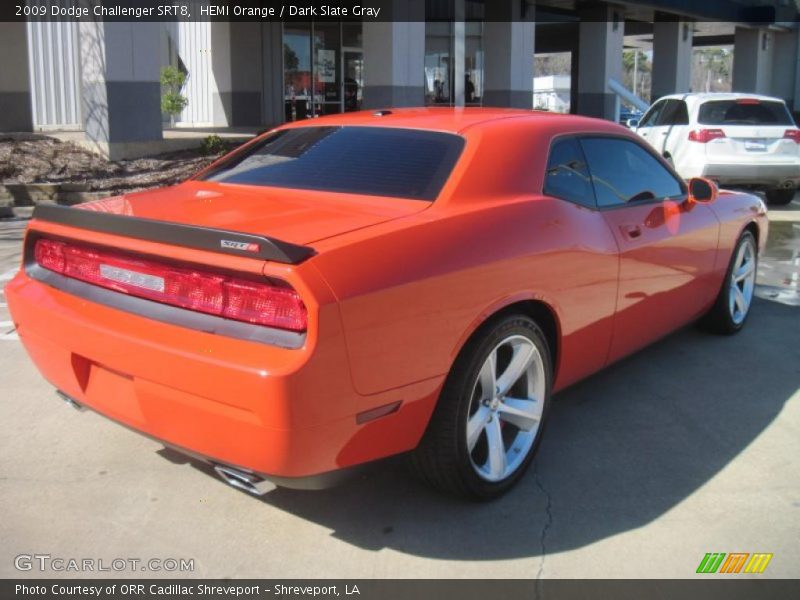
[412,315,551,500]
[702,231,757,334]
[765,188,795,205]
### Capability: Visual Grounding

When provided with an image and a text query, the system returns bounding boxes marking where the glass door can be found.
[313,22,341,117]
[425,22,452,105]
[282,22,362,121]
[284,23,312,122]
[343,50,363,112]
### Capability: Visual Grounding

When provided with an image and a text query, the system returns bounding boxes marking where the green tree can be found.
[534,52,571,77]
[160,65,189,128]
[692,47,732,93]
[283,44,299,73]
[622,50,651,102]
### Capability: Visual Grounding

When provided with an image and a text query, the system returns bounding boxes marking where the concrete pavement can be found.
[0,202,798,579]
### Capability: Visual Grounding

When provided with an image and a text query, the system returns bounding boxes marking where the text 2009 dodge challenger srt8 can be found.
[6,108,768,499]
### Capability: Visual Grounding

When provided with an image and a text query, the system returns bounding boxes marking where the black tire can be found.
[411,314,552,500]
[701,231,758,335]
[765,188,795,205]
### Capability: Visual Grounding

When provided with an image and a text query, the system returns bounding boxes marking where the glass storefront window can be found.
[284,23,312,122]
[313,22,341,117]
[283,22,362,122]
[342,22,362,48]
[343,51,363,112]
[424,21,483,106]
[425,22,452,105]
[465,22,483,105]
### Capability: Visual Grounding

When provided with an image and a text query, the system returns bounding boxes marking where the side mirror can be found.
[626,118,640,129]
[687,177,718,203]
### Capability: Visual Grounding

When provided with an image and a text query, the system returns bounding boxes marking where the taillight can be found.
[222,279,305,331]
[688,129,726,143]
[33,238,307,332]
[784,129,800,143]
[34,238,66,272]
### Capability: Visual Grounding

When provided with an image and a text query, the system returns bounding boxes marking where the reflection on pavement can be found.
[756,220,800,307]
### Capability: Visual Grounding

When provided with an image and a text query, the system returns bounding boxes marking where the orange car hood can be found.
[80,181,428,246]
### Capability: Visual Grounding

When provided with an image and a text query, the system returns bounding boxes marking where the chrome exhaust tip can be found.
[56,390,86,412]
[781,180,797,190]
[213,464,275,496]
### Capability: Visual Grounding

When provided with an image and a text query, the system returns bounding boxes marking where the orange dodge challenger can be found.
[6,108,768,499]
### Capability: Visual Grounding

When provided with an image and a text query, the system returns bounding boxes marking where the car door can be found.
[656,98,690,160]
[641,98,691,158]
[541,137,620,383]
[579,136,721,363]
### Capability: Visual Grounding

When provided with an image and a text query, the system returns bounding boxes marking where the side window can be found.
[638,100,665,128]
[672,100,689,125]
[659,99,689,126]
[543,138,596,208]
[579,137,685,208]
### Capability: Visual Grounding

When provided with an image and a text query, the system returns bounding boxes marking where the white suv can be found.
[632,92,800,205]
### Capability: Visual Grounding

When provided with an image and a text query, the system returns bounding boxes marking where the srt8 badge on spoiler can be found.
[220,240,260,253]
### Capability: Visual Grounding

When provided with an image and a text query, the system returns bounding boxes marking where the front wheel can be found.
[412,315,551,500]
[702,231,758,334]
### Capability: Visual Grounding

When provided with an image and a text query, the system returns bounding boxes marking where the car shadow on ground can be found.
[169,297,798,561]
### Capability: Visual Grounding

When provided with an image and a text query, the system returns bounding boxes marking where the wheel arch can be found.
[451,297,562,384]
[743,220,760,248]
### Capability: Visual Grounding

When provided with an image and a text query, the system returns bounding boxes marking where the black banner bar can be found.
[3,580,800,600]
[2,0,796,23]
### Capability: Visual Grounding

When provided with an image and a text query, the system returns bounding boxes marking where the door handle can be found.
[659,131,669,135]
[622,224,642,239]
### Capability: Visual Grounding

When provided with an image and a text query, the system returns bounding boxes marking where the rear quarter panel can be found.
[312,196,620,402]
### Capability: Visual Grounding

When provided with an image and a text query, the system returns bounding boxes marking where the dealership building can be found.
[1,0,799,158]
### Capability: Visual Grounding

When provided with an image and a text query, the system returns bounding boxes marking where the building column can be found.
[362,0,425,108]
[770,29,798,110]
[651,19,693,101]
[261,22,283,127]
[209,22,232,127]
[576,5,624,120]
[0,23,33,132]
[79,22,162,160]
[208,22,265,127]
[483,0,535,108]
[732,27,773,94]
[794,33,800,115]
[228,22,264,126]
[453,0,465,107]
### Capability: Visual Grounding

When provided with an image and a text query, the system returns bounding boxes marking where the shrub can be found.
[200,135,227,156]
[160,66,189,126]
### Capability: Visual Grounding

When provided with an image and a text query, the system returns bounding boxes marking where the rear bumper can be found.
[701,162,800,187]
[6,271,440,484]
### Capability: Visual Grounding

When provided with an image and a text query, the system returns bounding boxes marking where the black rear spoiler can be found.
[31,204,316,264]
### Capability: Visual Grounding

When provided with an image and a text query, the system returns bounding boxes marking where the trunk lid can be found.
[705,125,800,162]
[696,97,800,163]
[80,180,428,247]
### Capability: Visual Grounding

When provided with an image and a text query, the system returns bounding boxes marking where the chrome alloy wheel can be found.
[729,237,757,325]
[466,335,546,482]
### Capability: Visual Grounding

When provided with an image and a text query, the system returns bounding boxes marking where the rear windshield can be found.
[697,100,794,126]
[200,126,465,201]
